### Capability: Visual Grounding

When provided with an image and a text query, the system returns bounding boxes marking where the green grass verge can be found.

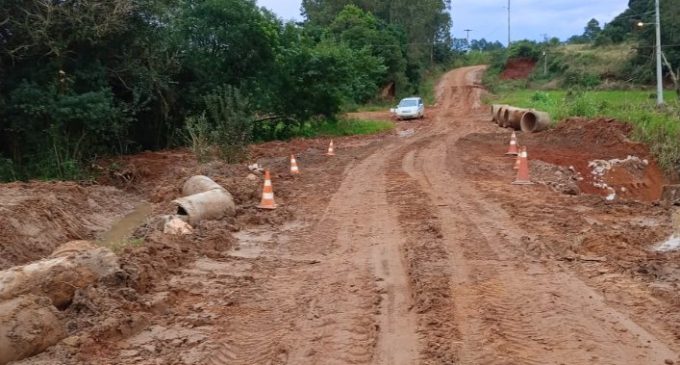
[490,89,680,172]
[295,118,395,138]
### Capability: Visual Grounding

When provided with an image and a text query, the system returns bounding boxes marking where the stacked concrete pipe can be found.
[503,106,528,130]
[497,105,510,127]
[520,110,552,133]
[491,104,506,124]
[173,175,236,226]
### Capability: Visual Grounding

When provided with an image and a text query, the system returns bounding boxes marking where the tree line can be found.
[564,0,680,88]
[0,0,453,180]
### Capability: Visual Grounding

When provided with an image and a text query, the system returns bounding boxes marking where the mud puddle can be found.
[98,202,152,247]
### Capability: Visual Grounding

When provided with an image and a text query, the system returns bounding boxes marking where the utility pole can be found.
[464,29,473,44]
[655,0,664,106]
[507,0,511,47]
[543,51,548,75]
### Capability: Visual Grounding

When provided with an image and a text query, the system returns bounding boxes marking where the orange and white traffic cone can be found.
[326,140,335,156]
[512,146,534,185]
[290,154,300,175]
[513,146,521,170]
[257,170,277,209]
[505,131,519,156]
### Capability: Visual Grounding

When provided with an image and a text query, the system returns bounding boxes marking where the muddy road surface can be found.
[13,66,680,365]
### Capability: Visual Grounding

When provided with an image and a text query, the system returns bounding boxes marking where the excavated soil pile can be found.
[458,116,680,343]
[526,118,666,201]
[501,57,537,80]
[0,182,137,270]
[460,118,666,201]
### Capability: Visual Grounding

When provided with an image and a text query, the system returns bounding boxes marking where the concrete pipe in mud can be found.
[182,175,226,196]
[0,295,66,365]
[173,189,236,226]
[497,105,509,127]
[520,110,552,133]
[491,104,506,124]
[0,247,121,309]
[503,107,528,130]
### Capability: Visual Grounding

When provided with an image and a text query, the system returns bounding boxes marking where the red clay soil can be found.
[461,117,668,202]
[501,57,537,80]
[525,118,667,201]
[8,67,680,365]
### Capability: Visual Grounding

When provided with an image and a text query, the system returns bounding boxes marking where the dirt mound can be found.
[501,57,537,80]
[525,118,666,201]
[0,295,66,365]
[458,118,667,201]
[0,182,137,270]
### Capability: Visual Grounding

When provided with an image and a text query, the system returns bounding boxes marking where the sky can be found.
[255,0,630,45]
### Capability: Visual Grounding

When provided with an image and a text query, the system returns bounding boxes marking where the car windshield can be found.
[399,99,418,107]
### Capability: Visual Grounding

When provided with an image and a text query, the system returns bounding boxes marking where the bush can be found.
[562,71,601,88]
[0,158,17,182]
[508,40,541,60]
[204,86,253,163]
[185,113,213,163]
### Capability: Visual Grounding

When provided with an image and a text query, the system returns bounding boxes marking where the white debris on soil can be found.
[653,235,680,252]
[588,155,647,195]
[606,187,617,201]
[530,160,581,195]
[164,217,193,235]
[398,129,415,138]
[248,163,264,173]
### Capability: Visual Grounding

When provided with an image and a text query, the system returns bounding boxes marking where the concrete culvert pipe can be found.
[0,295,66,365]
[504,107,528,130]
[497,105,509,127]
[0,247,121,309]
[182,175,226,196]
[520,110,552,133]
[173,189,236,226]
[491,104,505,124]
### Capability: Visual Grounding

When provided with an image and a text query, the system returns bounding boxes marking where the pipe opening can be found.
[177,206,188,216]
[522,112,538,131]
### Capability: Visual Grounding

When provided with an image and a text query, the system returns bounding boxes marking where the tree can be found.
[327,5,407,94]
[583,18,602,42]
[470,38,505,52]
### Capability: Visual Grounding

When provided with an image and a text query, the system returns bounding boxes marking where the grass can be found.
[490,88,680,172]
[293,118,395,138]
[557,43,635,77]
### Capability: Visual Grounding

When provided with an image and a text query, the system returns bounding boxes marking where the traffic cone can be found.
[326,140,335,156]
[505,131,519,156]
[257,170,277,209]
[513,146,521,170]
[512,146,534,185]
[290,154,300,175]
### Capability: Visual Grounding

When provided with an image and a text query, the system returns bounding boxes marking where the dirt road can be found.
[17,66,680,365]
[171,66,678,364]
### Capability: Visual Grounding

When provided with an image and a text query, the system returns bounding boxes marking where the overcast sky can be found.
[256,0,629,44]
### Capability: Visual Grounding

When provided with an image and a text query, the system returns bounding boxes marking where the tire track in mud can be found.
[384,137,461,364]
[398,66,678,364]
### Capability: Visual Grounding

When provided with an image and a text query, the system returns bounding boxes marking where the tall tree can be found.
[583,18,602,41]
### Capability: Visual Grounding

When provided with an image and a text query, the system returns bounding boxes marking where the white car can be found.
[391,97,425,120]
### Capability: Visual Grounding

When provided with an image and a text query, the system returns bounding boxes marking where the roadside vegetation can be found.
[0,0,453,181]
[474,0,680,175]
[494,90,680,171]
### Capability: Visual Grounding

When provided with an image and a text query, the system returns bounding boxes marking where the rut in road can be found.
[390,66,678,364]
[202,66,679,365]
